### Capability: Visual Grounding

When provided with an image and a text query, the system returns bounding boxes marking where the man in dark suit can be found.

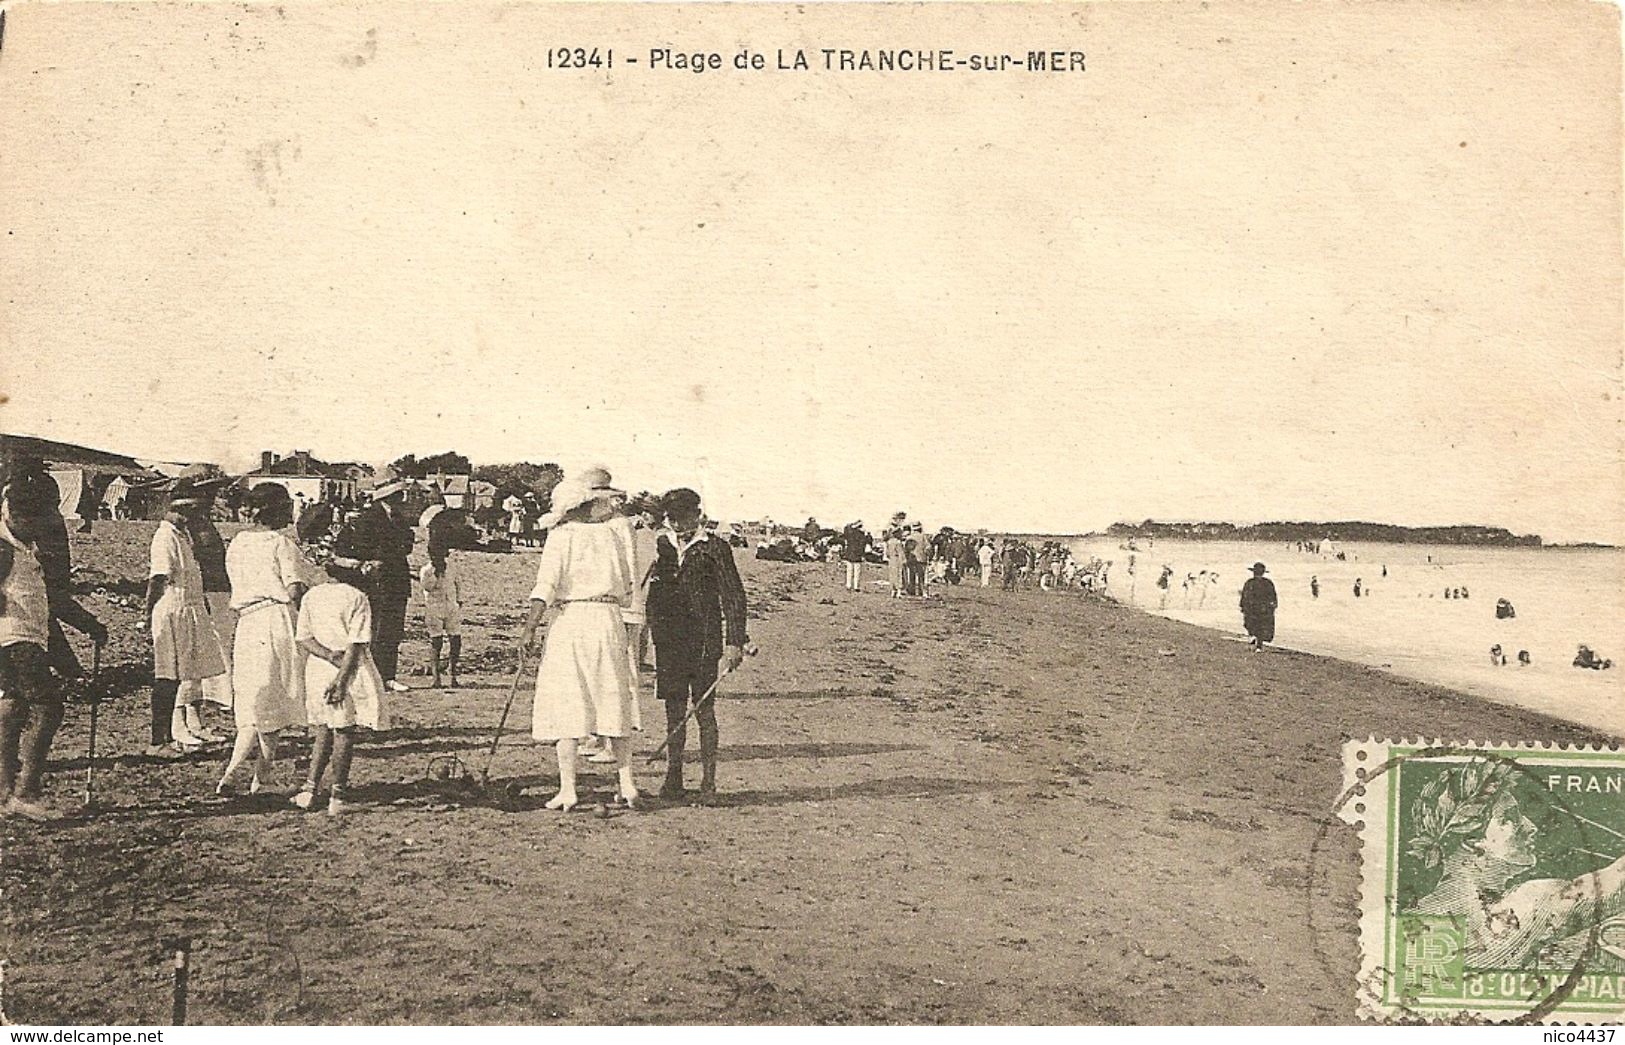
[332,481,414,690]
[648,487,748,800]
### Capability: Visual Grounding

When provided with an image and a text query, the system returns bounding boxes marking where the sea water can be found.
[1067,538,1625,737]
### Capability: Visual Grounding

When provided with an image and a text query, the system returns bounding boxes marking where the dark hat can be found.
[169,475,225,506]
[1251,562,1267,573]
[661,487,703,518]
[245,482,293,514]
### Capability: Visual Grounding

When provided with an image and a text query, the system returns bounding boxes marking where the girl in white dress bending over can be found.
[293,561,389,815]
[219,484,317,794]
[519,478,640,811]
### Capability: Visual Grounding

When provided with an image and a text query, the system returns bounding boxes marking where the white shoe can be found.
[385,679,409,693]
[289,786,317,811]
[327,794,350,817]
[7,794,70,822]
[170,715,204,749]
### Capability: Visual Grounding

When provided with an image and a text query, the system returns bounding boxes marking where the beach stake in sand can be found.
[478,649,528,784]
[83,643,101,811]
[165,936,191,1025]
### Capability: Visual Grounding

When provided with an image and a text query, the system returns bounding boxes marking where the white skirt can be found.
[531,602,640,741]
[180,591,235,707]
[305,648,388,731]
[230,604,306,732]
[151,588,228,682]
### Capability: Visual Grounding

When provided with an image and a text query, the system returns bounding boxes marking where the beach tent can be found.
[47,468,86,521]
[5,432,170,520]
[102,476,131,517]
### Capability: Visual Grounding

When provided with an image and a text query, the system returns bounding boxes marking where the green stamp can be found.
[1341,740,1625,1023]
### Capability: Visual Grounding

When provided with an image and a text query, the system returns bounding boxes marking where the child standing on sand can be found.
[418,546,464,688]
[293,562,390,815]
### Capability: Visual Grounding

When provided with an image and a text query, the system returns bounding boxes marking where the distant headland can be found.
[1103,520,1547,547]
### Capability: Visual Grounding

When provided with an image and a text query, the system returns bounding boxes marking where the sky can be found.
[2,2,1621,542]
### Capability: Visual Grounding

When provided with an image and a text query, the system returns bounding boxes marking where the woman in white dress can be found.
[219,484,317,794]
[293,560,388,816]
[577,467,649,764]
[519,478,640,811]
[175,502,233,746]
[145,480,228,759]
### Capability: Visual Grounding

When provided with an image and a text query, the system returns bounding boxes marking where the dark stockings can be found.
[150,679,179,746]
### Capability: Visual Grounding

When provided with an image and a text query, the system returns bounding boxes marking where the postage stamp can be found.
[1340,739,1625,1023]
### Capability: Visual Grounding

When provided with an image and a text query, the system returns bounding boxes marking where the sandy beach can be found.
[0,524,1614,1024]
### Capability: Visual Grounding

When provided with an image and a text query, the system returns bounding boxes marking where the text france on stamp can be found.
[1340,739,1625,1023]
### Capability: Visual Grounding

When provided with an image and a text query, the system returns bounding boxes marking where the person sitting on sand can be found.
[1310,575,1320,599]
[1517,650,1532,666]
[1489,644,1506,667]
[1239,563,1277,651]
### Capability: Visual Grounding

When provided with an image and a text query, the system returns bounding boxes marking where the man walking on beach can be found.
[648,488,749,800]
[840,521,868,592]
[904,524,928,597]
[1239,562,1278,651]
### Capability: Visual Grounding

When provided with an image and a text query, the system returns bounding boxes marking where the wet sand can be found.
[1,526,1613,1023]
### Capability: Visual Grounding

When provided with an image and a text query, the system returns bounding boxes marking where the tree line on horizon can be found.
[1105,520,1544,546]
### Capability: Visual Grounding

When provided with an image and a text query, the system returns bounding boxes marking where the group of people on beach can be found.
[516,471,748,808]
[0,452,749,821]
[837,524,1107,599]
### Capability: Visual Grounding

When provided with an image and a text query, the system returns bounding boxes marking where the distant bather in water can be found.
[1573,645,1614,671]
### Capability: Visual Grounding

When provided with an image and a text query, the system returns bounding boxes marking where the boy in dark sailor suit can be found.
[647,487,748,800]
